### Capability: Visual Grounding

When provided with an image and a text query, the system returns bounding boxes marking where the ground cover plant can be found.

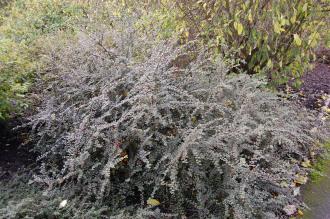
[0,0,329,218]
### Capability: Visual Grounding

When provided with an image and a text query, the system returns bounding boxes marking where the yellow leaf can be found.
[273,21,285,34]
[280,181,289,188]
[234,22,243,36]
[279,60,283,68]
[294,175,308,185]
[301,160,311,168]
[203,3,207,9]
[280,16,287,26]
[184,31,189,38]
[266,59,273,68]
[290,10,297,24]
[248,11,253,23]
[242,3,247,11]
[147,198,160,206]
[308,32,320,48]
[321,95,327,100]
[298,209,304,216]
[248,46,252,55]
[293,34,302,46]
[302,3,308,12]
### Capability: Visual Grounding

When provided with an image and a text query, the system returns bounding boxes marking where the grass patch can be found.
[310,141,330,182]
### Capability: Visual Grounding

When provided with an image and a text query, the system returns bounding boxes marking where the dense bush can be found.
[0,1,329,218]
[174,0,327,86]
[21,23,328,217]
[0,0,86,119]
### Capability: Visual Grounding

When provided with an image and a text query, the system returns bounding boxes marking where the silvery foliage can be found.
[28,29,327,218]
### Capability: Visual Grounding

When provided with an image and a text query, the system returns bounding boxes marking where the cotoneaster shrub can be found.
[23,24,329,218]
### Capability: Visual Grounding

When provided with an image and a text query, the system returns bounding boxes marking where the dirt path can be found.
[299,48,330,219]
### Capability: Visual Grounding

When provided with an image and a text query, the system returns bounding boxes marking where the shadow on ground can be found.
[0,118,37,180]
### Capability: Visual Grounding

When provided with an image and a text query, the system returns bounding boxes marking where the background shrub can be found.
[174,0,328,87]
[0,0,86,119]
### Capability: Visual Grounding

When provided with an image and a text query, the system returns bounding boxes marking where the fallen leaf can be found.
[297,209,304,216]
[191,116,197,124]
[301,160,311,168]
[294,175,308,185]
[147,198,160,206]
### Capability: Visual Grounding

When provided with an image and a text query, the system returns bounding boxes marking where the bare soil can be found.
[0,118,37,181]
[298,48,330,110]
